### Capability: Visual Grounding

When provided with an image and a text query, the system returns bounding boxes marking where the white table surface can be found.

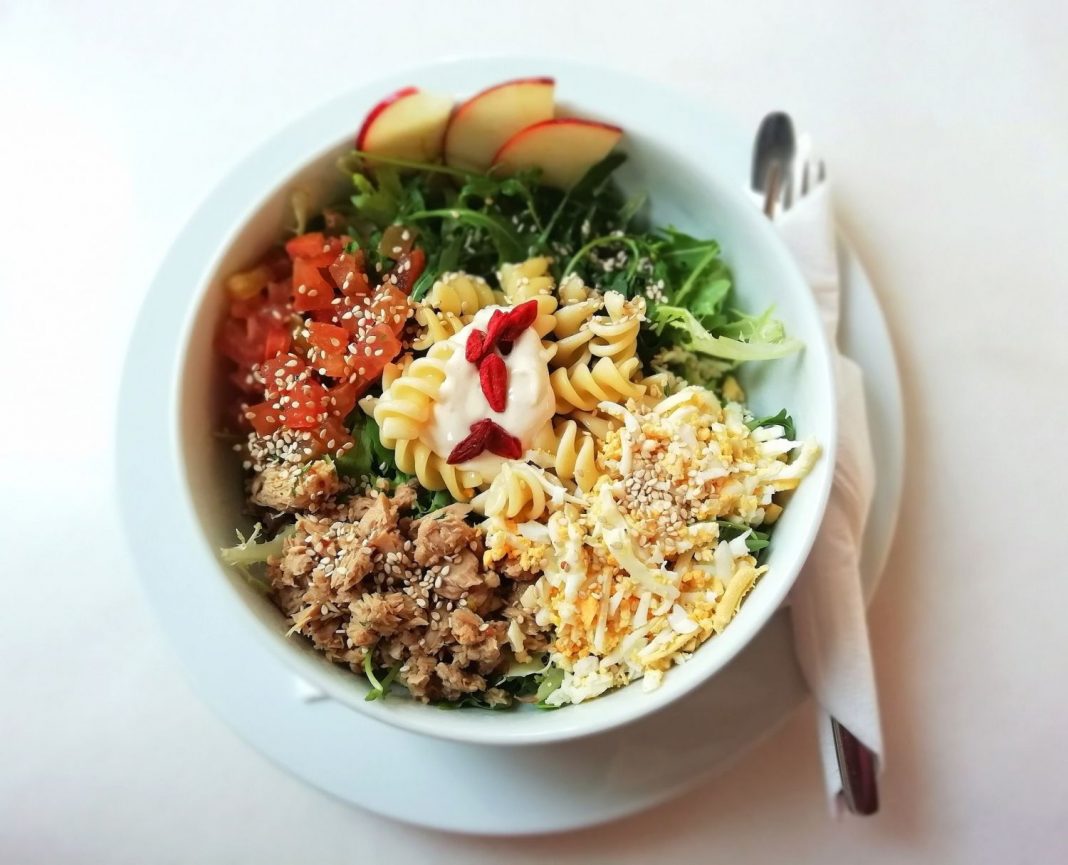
[3,1,1066,861]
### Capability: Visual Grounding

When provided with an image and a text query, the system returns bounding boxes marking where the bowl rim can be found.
[126,55,837,747]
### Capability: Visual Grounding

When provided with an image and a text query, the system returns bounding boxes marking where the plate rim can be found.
[115,54,902,835]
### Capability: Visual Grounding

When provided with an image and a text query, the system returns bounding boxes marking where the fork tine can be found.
[818,159,827,183]
[801,161,810,196]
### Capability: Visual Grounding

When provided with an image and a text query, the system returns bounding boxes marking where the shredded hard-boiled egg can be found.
[485,386,819,705]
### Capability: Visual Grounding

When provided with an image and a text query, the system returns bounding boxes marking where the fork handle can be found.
[831,718,879,815]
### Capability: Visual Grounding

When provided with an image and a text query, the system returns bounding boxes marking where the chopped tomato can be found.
[355,323,402,385]
[292,258,335,312]
[262,326,291,361]
[221,231,427,455]
[261,353,306,398]
[370,284,411,335]
[285,232,327,259]
[329,249,371,297]
[221,279,296,366]
[306,321,349,377]
[282,379,328,429]
[326,380,360,420]
[320,416,353,451]
[244,400,281,436]
[216,318,260,366]
[387,248,425,295]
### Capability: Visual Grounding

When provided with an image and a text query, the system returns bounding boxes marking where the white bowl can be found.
[154,58,836,747]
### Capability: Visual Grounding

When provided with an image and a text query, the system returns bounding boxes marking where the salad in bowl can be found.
[216,77,824,715]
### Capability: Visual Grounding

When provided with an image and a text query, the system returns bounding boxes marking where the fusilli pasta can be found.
[372,343,452,444]
[368,342,481,500]
[550,355,647,414]
[531,419,600,492]
[413,272,501,350]
[474,462,567,522]
[498,257,557,338]
[587,292,645,363]
[425,271,500,315]
[476,463,547,521]
[392,437,482,501]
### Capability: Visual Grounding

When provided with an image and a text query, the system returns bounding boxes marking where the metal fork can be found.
[752,113,879,816]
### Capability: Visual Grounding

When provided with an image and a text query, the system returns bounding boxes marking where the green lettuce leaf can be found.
[651,305,801,361]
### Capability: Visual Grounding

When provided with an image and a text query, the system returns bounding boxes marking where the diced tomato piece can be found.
[245,400,281,436]
[292,259,335,312]
[329,249,371,298]
[314,352,347,378]
[306,321,349,377]
[370,284,411,335]
[261,353,306,398]
[285,232,327,259]
[282,379,328,429]
[228,295,259,320]
[306,321,348,351]
[216,318,259,366]
[312,415,353,454]
[262,326,291,361]
[326,380,360,420]
[388,248,425,295]
[351,323,403,385]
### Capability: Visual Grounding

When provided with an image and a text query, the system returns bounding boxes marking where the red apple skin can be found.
[443,77,556,171]
[355,87,419,149]
[490,118,624,165]
[450,76,555,120]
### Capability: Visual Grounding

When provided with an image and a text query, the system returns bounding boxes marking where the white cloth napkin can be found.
[774,183,884,814]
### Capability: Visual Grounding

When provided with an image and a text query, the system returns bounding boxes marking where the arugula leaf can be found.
[411,231,463,301]
[538,152,626,244]
[746,408,797,441]
[405,207,525,262]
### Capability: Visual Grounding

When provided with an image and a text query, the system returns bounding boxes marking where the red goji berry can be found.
[465,329,486,363]
[479,352,508,412]
[446,419,495,464]
[496,299,539,342]
[486,422,522,459]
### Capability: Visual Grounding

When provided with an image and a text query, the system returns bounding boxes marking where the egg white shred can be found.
[482,385,820,706]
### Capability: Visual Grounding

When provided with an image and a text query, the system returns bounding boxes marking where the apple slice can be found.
[356,87,453,162]
[443,77,555,171]
[491,119,623,189]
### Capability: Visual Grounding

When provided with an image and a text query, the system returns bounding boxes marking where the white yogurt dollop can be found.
[425,306,555,480]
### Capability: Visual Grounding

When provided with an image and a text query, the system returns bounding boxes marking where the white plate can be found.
[117,57,903,836]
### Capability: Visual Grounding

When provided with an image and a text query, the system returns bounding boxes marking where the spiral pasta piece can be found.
[475,462,553,522]
[426,272,501,316]
[393,437,481,501]
[635,372,676,408]
[551,299,599,368]
[412,308,466,351]
[550,356,647,414]
[588,292,645,363]
[557,273,591,305]
[372,343,452,445]
[498,257,557,338]
[413,272,502,351]
[570,409,619,439]
[530,419,599,492]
